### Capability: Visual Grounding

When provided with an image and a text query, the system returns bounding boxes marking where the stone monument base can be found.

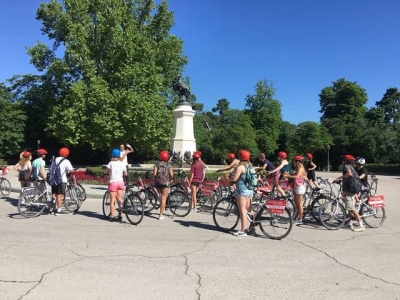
[171,104,196,157]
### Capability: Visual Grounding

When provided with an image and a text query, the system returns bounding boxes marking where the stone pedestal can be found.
[171,105,196,157]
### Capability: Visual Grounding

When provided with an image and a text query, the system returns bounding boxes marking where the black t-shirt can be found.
[357,167,368,184]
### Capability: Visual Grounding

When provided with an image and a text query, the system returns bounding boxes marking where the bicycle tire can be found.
[362,204,386,228]
[142,189,157,213]
[212,198,239,232]
[63,186,82,213]
[76,183,87,201]
[102,190,111,218]
[286,198,297,220]
[369,180,378,196]
[124,193,144,225]
[18,189,47,218]
[309,195,330,222]
[319,199,346,230]
[0,178,11,196]
[258,207,293,240]
[168,190,191,217]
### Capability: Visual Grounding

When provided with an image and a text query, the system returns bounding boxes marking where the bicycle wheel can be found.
[142,189,157,213]
[63,186,82,213]
[124,193,144,225]
[361,204,386,228]
[18,189,47,218]
[212,198,239,232]
[102,191,111,218]
[286,198,297,220]
[169,190,191,217]
[309,195,330,222]
[76,183,87,201]
[258,207,293,240]
[319,199,346,230]
[0,178,11,196]
[319,179,332,196]
[370,180,378,196]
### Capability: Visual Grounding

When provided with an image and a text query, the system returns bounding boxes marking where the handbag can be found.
[19,169,31,181]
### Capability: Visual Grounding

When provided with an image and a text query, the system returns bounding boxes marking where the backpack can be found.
[47,157,66,186]
[244,165,258,190]
[280,163,292,175]
[156,161,170,186]
[343,165,362,194]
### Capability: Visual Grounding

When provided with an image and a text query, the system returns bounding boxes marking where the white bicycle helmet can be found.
[356,157,366,165]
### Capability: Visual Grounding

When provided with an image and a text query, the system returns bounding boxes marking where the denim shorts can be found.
[294,185,306,195]
[236,189,253,198]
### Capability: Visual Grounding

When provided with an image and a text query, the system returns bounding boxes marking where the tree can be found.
[288,122,333,155]
[375,88,400,125]
[245,80,282,155]
[0,84,27,157]
[24,0,187,157]
[212,98,230,115]
[211,109,258,163]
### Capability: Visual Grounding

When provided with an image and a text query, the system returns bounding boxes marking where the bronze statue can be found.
[173,76,191,105]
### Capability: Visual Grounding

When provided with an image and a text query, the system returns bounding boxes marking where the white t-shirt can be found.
[107,160,126,182]
[54,156,74,183]
[120,150,128,166]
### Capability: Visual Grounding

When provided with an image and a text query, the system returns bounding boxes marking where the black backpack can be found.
[343,165,362,194]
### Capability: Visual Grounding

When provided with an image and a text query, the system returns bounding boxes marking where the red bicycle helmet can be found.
[22,151,31,158]
[343,154,355,161]
[37,148,48,155]
[159,150,169,161]
[278,151,287,159]
[193,152,200,159]
[227,153,236,160]
[59,147,70,157]
[196,151,202,157]
[294,155,304,162]
[306,153,313,159]
[239,150,250,161]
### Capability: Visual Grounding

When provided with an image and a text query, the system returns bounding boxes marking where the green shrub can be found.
[0,159,7,166]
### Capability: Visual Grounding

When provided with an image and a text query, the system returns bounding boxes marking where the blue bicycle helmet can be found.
[112,148,121,158]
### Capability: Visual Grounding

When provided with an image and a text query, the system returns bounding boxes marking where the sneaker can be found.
[116,216,123,222]
[159,215,164,220]
[233,230,247,237]
[108,216,117,222]
[246,226,256,235]
[195,207,200,212]
[55,210,68,216]
[295,219,303,225]
[352,226,365,232]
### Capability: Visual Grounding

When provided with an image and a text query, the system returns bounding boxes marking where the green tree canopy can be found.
[24,0,187,157]
[245,80,282,155]
[0,84,26,157]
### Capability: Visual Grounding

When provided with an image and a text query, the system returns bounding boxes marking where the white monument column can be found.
[171,104,196,156]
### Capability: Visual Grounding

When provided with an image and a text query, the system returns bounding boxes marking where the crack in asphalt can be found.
[290,238,400,286]
[0,279,37,284]
[17,257,86,300]
[183,255,202,300]
[301,231,399,243]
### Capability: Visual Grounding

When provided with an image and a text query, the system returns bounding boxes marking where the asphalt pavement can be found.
[1,168,400,300]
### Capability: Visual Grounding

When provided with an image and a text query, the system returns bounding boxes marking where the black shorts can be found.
[307,170,316,182]
[51,183,67,195]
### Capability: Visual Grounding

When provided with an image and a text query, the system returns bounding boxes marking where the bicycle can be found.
[63,173,85,213]
[368,173,378,196]
[212,189,293,240]
[0,166,11,196]
[102,184,145,225]
[18,182,55,217]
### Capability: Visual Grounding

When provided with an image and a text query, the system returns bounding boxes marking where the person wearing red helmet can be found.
[31,149,48,192]
[284,155,307,224]
[334,154,365,231]
[218,153,240,182]
[189,152,205,212]
[229,150,253,237]
[153,150,173,220]
[305,153,319,189]
[14,151,32,188]
[268,151,290,197]
[51,147,74,215]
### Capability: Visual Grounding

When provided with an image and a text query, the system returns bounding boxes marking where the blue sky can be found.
[1,0,399,124]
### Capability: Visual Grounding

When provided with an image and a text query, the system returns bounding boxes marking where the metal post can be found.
[327,145,330,172]
[37,140,41,150]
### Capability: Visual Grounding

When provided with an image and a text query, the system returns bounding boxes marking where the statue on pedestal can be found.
[173,76,191,106]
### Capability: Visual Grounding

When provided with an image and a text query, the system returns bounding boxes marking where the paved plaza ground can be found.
[1,169,399,300]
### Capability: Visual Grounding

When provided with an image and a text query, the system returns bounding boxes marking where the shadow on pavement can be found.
[173,219,220,232]
[74,210,106,221]
[4,196,18,207]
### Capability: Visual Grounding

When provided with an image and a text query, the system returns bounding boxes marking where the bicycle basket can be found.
[265,199,286,214]
[368,195,384,208]
[201,181,219,196]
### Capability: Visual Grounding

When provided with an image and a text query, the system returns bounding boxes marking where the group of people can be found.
[15,145,370,233]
